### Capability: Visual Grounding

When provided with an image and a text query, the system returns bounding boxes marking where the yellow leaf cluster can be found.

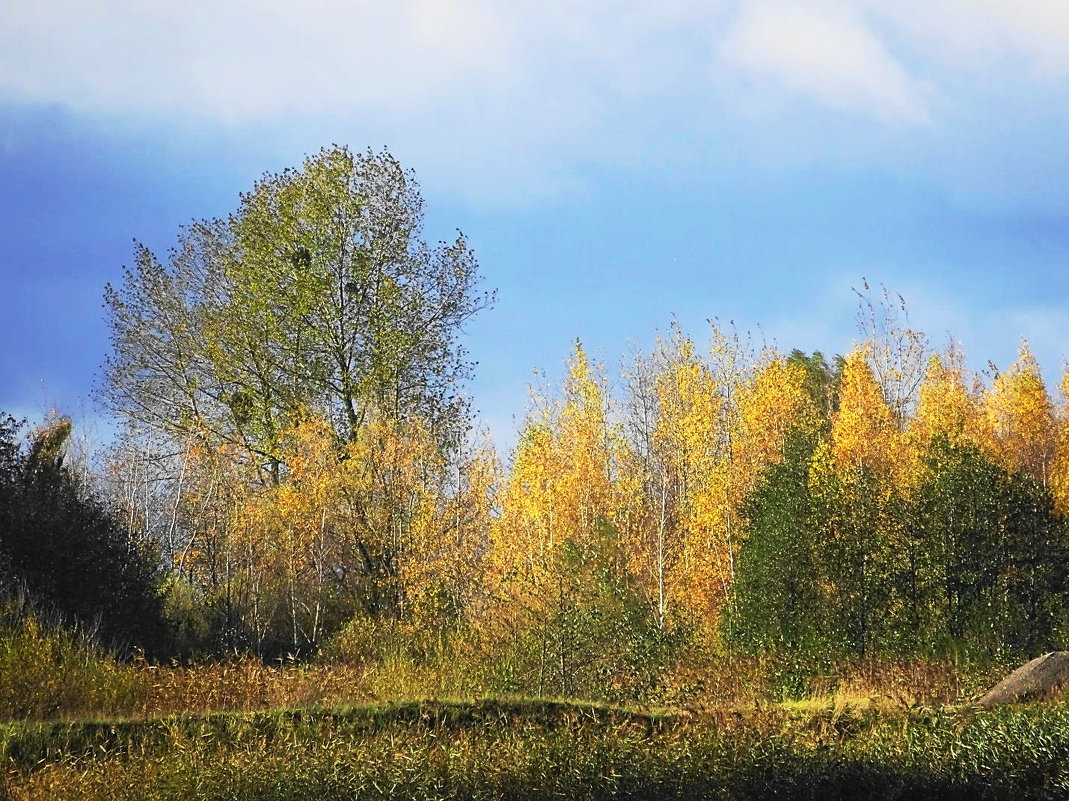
[733,355,820,500]
[830,347,901,480]
[489,344,634,598]
[653,335,721,497]
[901,354,988,488]
[983,342,1056,483]
[648,334,729,629]
[909,355,985,449]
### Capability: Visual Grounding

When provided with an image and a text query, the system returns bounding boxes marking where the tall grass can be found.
[0,609,146,722]
[5,700,1069,800]
[0,611,370,722]
[131,657,368,718]
[2,606,1048,799]
[0,597,1011,726]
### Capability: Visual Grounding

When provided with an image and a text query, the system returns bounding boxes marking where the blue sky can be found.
[2,1,1069,446]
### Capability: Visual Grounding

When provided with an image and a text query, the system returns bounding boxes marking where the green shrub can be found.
[0,609,146,721]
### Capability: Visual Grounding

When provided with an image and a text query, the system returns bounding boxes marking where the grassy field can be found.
[5,694,1069,799]
[4,618,1067,799]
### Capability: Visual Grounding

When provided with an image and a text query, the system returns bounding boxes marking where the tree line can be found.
[4,148,1069,692]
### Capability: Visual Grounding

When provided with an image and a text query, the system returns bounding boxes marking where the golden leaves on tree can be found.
[830,347,901,480]
[983,342,1056,484]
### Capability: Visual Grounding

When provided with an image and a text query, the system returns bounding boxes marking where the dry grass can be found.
[130,657,370,718]
[6,696,1069,800]
[657,651,1005,715]
[0,602,1017,726]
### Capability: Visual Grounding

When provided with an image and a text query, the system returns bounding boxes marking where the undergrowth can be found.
[0,610,1052,799]
[0,610,146,722]
[5,700,1069,799]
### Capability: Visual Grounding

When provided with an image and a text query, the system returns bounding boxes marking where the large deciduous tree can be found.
[103,146,493,483]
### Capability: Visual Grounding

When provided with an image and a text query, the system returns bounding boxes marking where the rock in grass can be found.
[979,652,1069,708]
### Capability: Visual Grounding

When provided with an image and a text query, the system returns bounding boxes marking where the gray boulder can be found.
[978,651,1069,708]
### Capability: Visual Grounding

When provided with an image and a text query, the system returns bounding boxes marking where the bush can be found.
[0,414,169,657]
[0,605,147,721]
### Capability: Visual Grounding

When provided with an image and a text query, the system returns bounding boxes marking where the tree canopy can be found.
[103,146,493,483]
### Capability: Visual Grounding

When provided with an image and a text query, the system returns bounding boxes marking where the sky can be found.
[2,0,1069,448]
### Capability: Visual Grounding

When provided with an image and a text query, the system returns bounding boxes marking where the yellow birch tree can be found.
[488,343,631,604]
[984,342,1057,485]
[732,353,821,501]
[649,331,725,629]
[903,351,988,488]
[830,346,902,479]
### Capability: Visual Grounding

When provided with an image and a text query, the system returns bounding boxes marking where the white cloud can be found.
[3,1,1068,128]
[0,1,720,122]
[991,0,1069,75]
[3,0,1069,201]
[719,2,931,124]
[0,0,517,121]
[870,0,1069,78]
[0,1,720,200]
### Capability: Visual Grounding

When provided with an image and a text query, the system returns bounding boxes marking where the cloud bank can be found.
[4,2,1066,118]
[2,1,1068,200]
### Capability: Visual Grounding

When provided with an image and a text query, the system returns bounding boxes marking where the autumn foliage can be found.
[64,285,1069,698]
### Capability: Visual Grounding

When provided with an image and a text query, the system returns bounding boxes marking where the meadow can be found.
[4,615,1069,801]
